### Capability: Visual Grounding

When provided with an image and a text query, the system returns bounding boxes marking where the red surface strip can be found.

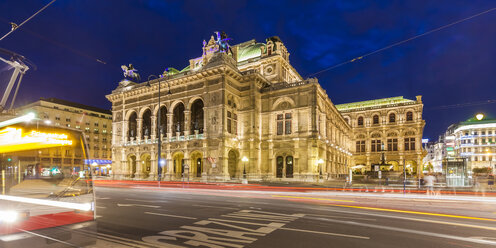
[0,211,94,235]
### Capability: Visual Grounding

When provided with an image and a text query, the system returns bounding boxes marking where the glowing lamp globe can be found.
[476,113,484,121]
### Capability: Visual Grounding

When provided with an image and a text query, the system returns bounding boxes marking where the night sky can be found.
[0,0,495,140]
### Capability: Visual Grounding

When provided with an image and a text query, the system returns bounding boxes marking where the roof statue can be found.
[121,64,140,82]
[214,31,233,55]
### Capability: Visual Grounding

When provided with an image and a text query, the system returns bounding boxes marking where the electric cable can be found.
[0,0,57,42]
[306,7,496,78]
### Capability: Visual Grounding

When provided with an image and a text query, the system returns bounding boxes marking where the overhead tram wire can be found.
[429,100,496,110]
[306,7,496,78]
[0,0,57,42]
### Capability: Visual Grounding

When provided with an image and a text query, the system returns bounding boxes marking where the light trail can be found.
[271,195,355,203]
[324,203,496,222]
[0,194,92,211]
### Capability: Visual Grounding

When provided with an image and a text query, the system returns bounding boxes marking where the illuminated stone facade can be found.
[107,35,353,181]
[336,96,425,174]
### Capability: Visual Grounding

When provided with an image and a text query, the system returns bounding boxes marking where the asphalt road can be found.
[89,186,496,248]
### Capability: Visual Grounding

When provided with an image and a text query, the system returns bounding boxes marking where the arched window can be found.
[159,106,167,137]
[344,117,350,125]
[128,112,137,140]
[190,99,204,134]
[286,156,293,178]
[389,113,396,123]
[173,103,185,134]
[357,116,364,126]
[406,111,413,121]
[142,109,151,139]
[276,156,283,178]
[373,115,379,125]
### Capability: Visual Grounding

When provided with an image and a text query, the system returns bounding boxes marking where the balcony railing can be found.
[122,132,205,146]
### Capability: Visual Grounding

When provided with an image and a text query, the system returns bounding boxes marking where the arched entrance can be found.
[140,153,151,178]
[190,99,204,134]
[156,153,167,176]
[127,154,136,178]
[190,152,203,178]
[227,150,238,179]
[172,152,184,178]
[405,160,417,175]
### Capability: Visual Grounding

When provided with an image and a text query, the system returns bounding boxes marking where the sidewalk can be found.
[92,178,496,196]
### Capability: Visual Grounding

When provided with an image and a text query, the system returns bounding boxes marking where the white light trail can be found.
[0,194,93,211]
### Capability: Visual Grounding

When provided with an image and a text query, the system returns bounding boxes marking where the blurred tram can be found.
[0,113,96,248]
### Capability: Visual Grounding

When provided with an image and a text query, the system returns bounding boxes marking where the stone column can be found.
[122,121,128,143]
[137,118,143,142]
[150,151,157,180]
[151,116,157,139]
[184,110,191,136]
[135,159,142,179]
[167,113,173,138]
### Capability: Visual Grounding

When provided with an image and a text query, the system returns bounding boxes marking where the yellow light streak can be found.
[272,195,355,203]
[0,127,73,153]
[325,203,496,222]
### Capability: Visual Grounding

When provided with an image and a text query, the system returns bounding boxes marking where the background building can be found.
[336,96,426,175]
[107,34,353,181]
[16,98,112,175]
[453,115,496,171]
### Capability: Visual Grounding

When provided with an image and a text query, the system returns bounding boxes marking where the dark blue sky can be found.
[0,0,495,140]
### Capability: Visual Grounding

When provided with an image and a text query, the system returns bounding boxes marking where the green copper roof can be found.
[180,65,190,73]
[237,43,265,62]
[335,96,415,111]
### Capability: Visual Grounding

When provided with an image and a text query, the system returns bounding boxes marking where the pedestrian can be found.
[424,173,435,195]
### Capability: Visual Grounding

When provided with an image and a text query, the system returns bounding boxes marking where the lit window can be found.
[371,140,381,152]
[277,113,292,135]
[406,112,413,121]
[373,115,379,125]
[404,138,415,151]
[389,113,396,123]
[357,116,364,126]
[387,138,398,151]
[356,140,365,153]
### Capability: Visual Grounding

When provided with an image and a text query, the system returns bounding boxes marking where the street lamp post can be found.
[241,156,248,184]
[147,75,162,185]
[317,158,324,181]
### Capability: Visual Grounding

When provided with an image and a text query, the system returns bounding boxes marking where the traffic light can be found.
[7,158,11,162]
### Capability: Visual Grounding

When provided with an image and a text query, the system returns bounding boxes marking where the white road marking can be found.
[145,211,197,220]
[98,232,160,248]
[125,198,167,203]
[96,206,106,209]
[280,227,370,239]
[96,197,110,200]
[117,203,160,208]
[192,204,239,210]
[310,207,496,231]
[306,213,376,221]
[311,216,496,246]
